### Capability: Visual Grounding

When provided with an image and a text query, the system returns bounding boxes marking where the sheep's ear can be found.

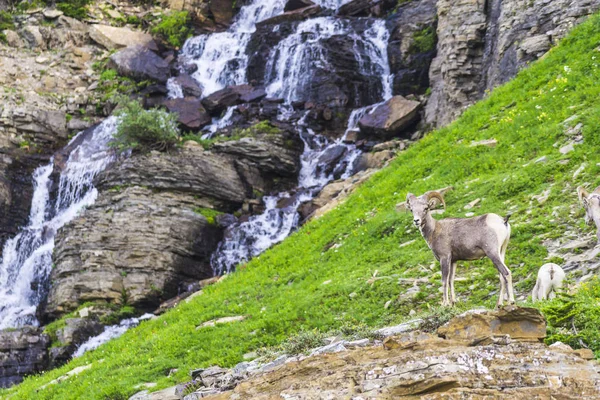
[578,186,589,204]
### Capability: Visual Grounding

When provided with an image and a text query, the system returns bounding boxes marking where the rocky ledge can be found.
[130,307,600,400]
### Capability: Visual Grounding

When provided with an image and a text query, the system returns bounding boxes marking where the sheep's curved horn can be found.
[425,191,445,209]
[577,186,589,202]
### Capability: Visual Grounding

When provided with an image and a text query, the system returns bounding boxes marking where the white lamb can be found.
[531,263,565,301]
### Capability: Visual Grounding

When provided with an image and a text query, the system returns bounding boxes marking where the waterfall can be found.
[0,117,119,329]
[177,0,287,97]
[265,18,392,105]
[175,0,356,99]
[207,2,394,275]
[73,314,153,358]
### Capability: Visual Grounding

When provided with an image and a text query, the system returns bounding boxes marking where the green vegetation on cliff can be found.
[5,10,600,400]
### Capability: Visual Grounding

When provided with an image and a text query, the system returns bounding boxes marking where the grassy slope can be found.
[6,13,600,400]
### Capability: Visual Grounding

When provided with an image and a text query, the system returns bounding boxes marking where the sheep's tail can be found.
[504,213,512,226]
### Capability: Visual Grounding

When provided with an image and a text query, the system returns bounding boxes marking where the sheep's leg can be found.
[532,278,541,302]
[548,288,556,300]
[440,258,451,307]
[497,272,506,307]
[487,252,515,305]
[450,262,457,305]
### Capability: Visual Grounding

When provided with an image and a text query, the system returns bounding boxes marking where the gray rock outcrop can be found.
[0,327,49,388]
[426,0,600,127]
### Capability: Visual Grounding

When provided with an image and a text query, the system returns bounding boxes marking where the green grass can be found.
[151,11,192,48]
[6,10,600,400]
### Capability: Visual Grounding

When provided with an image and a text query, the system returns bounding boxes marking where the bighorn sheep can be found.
[577,186,600,243]
[531,263,565,302]
[405,191,514,307]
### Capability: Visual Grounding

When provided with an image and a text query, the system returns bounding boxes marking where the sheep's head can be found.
[406,191,445,228]
[578,186,600,228]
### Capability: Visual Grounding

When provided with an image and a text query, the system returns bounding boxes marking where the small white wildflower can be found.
[535,105,542,109]
[564,65,571,73]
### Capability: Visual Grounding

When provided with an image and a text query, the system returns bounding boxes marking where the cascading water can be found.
[178,0,287,97]
[173,0,394,274]
[0,117,119,329]
[265,18,393,104]
[73,314,153,358]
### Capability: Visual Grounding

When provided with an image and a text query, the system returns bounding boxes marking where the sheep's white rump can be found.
[532,263,565,301]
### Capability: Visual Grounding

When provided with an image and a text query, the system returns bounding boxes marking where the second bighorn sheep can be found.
[577,186,600,244]
[531,263,565,301]
[405,191,514,307]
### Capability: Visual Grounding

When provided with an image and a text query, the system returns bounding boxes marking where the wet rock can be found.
[89,25,158,51]
[358,95,421,138]
[212,135,301,179]
[314,145,347,178]
[257,5,322,27]
[0,327,50,388]
[50,318,104,367]
[201,85,254,115]
[210,0,234,26]
[284,0,315,12]
[172,74,203,97]
[162,98,211,130]
[108,45,170,83]
[386,0,437,96]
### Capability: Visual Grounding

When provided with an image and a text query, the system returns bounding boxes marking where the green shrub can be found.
[409,26,436,54]
[151,11,192,48]
[0,11,14,31]
[111,97,180,152]
[56,0,91,19]
[539,278,600,356]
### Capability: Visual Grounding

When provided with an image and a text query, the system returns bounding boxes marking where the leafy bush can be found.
[0,10,14,31]
[409,26,436,54]
[111,97,180,152]
[539,278,600,356]
[151,11,192,48]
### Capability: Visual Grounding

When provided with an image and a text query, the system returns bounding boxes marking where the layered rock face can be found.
[426,0,600,127]
[46,133,302,317]
[0,327,49,387]
[151,307,600,400]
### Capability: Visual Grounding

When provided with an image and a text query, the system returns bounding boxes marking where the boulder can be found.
[89,25,158,51]
[0,327,49,388]
[437,306,546,344]
[201,85,254,115]
[338,0,377,16]
[50,318,104,367]
[358,96,421,138]
[20,25,46,49]
[284,0,315,12]
[172,74,203,97]
[210,0,234,26]
[108,45,170,83]
[257,4,321,27]
[316,145,348,177]
[162,98,211,130]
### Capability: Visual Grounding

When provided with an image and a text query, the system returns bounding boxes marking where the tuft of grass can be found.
[6,9,600,400]
[194,208,223,225]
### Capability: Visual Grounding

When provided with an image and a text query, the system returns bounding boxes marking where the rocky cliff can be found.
[425,0,600,126]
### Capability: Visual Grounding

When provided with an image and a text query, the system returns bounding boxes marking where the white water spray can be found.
[0,117,119,329]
